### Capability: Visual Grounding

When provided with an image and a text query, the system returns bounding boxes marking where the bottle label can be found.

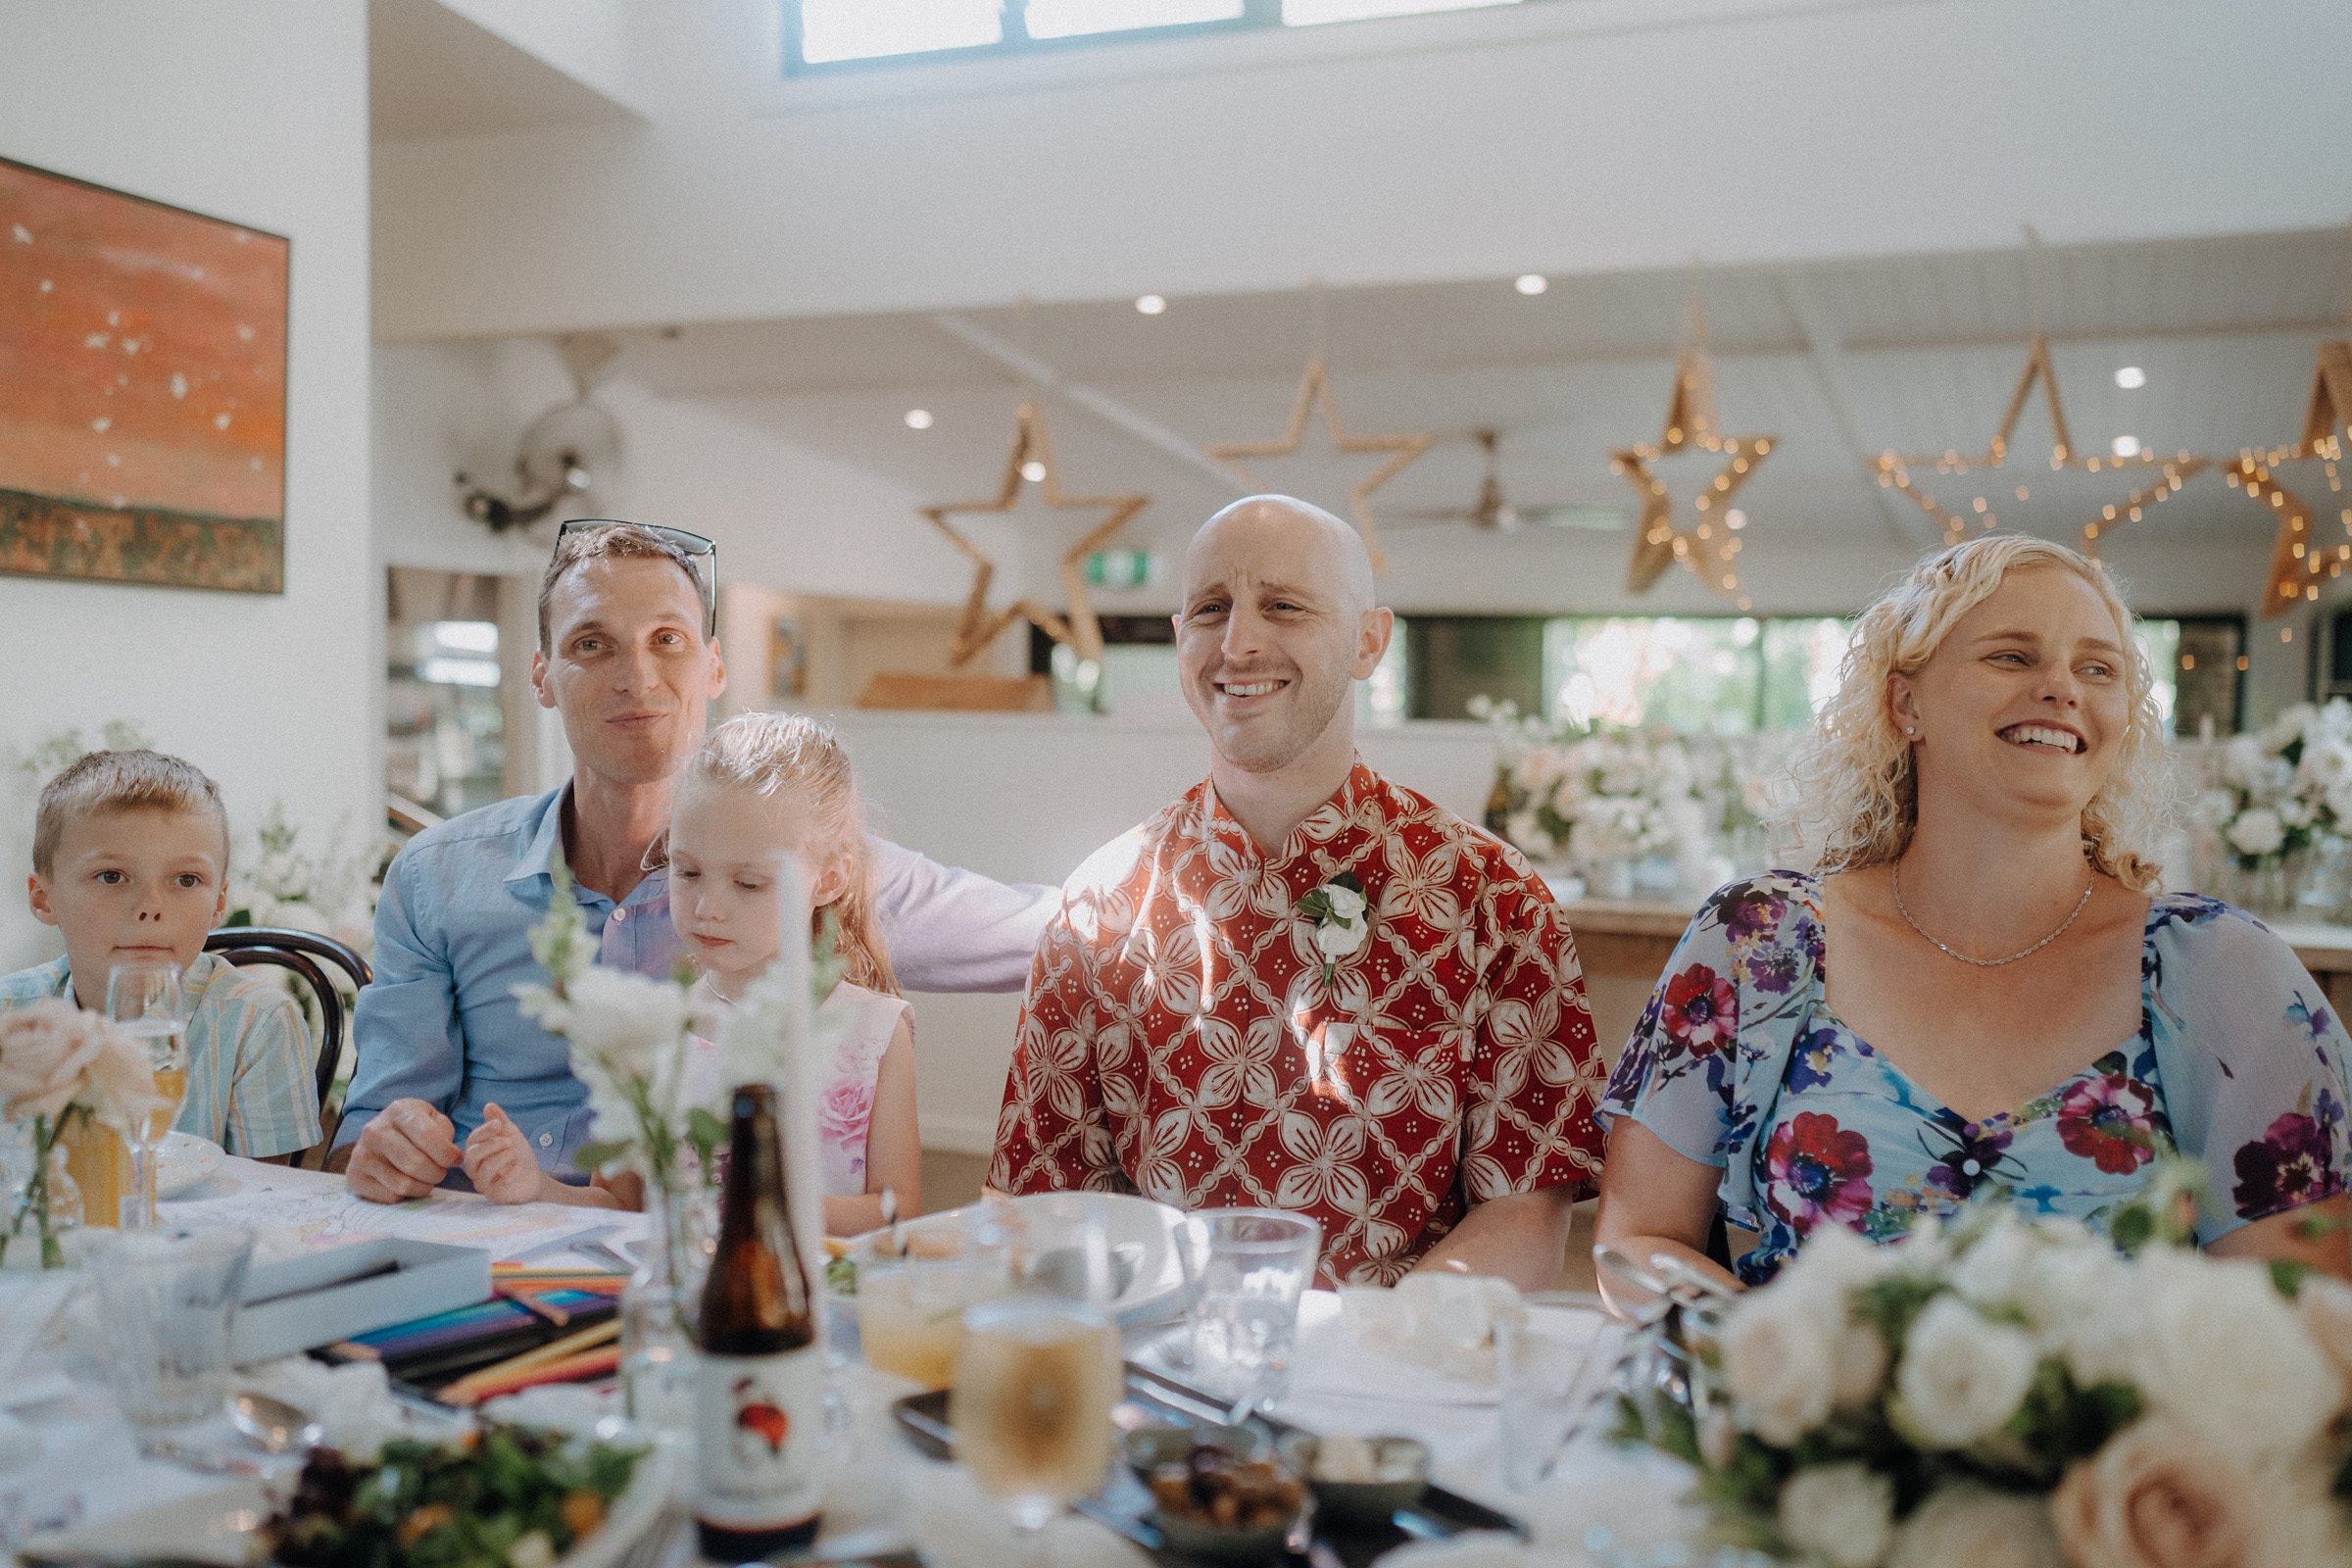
[696,1348,825,1530]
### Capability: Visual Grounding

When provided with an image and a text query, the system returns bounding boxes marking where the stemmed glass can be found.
[106,962,190,1231]
[950,1198,1123,1555]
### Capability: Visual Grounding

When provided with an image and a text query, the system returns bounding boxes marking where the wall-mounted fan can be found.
[456,333,624,532]
[1389,429,1628,533]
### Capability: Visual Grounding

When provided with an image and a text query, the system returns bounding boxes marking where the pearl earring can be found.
[1905,727,1916,736]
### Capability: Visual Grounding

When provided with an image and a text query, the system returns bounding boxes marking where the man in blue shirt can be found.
[332,522,1054,1201]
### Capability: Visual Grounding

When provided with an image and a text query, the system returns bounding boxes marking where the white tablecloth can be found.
[0,1155,1698,1566]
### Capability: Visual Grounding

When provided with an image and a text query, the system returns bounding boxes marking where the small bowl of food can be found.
[1141,1435,1308,1562]
[1278,1432,1430,1525]
[1121,1423,1267,1471]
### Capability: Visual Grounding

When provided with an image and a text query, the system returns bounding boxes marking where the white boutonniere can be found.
[1298,871,1371,985]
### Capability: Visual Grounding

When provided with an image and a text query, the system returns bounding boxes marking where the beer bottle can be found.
[696,1082,823,1557]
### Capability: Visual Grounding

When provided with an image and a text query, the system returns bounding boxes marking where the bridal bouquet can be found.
[1634,1181,2352,1567]
[0,1000,169,1267]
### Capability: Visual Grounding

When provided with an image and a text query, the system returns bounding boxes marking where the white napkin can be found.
[1338,1275,1526,1386]
[241,1355,462,1460]
[0,1272,80,1397]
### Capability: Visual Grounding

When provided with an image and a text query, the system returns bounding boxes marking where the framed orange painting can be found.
[0,157,288,593]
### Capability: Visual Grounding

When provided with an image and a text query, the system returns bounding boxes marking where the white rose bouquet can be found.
[1475,699,1719,887]
[1629,1168,2352,1567]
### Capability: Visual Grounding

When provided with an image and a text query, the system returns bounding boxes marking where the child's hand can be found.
[464,1103,547,1204]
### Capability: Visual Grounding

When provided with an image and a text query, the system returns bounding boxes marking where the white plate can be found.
[20,1444,677,1568]
[155,1131,224,1199]
[857,1191,1197,1328]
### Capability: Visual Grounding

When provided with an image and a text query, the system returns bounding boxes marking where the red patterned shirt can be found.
[989,761,1607,1286]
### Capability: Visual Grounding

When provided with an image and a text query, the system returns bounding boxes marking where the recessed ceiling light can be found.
[1022,461,1047,482]
[2112,435,2141,459]
[1135,294,1166,316]
[1514,273,1547,296]
[904,409,934,429]
[2114,366,2146,389]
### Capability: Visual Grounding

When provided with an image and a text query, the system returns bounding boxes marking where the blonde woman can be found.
[1595,536,2352,1287]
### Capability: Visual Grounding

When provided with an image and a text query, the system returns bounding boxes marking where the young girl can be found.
[465,712,921,1233]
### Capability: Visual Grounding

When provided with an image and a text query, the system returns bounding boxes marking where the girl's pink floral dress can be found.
[683,978,908,1197]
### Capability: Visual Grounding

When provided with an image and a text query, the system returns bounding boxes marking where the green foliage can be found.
[686,1106,728,1187]
[2272,1259,2316,1298]
[568,1140,630,1175]
[1295,871,1365,925]
[264,1424,646,1568]
[17,718,157,779]
[2001,1360,2142,1480]
[2105,1159,2210,1255]
[1850,1270,1946,1355]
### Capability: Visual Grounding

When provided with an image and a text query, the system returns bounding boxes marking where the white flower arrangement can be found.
[1475,699,1791,889]
[511,852,847,1189]
[2189,698,2352,871]
[1633,1171,2352,1567]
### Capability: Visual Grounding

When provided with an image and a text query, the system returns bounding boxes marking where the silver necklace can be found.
[1890,859,2094,967]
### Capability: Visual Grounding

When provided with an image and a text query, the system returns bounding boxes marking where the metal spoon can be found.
[230,1391,322,1455]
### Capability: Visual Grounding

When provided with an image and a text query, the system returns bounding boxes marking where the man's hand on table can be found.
[336,1098,462,1201]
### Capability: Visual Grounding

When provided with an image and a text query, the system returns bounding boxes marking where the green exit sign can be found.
[1084,549,1155,589]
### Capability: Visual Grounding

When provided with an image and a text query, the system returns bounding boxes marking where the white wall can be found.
[818,709,1495,1152]
[374,339,969,605]
[0,0,375,973]
[373,0,2352,339]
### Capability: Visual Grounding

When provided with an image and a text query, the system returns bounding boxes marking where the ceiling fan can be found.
[1388,429,1628,534]
[455,333,625,533]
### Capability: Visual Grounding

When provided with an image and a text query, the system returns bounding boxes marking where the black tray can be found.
[892,1361,1524,1567]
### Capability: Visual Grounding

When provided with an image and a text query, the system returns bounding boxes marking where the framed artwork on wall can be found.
[770,614,808,700]
[0,156,289,594]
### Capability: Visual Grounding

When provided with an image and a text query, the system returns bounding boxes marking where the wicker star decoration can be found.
[2226,340,2352,616]
[1204,358,1432,574]
[1612,341,1775,609]
[1868,335,2203,552]
[922,401,1148,667]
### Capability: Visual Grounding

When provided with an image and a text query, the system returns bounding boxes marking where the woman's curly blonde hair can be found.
[1778,534,2171,893]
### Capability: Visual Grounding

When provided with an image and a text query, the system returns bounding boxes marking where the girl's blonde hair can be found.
[1779,534,2170,893]
[678,711,898,996]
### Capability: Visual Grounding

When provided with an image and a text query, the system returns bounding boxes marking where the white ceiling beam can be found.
[928,313,1249,494]
[1775,270,1942,550]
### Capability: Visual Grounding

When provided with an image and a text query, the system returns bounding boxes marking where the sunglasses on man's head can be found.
[556,517,718,639]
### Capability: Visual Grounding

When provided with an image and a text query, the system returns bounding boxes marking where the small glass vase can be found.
[619,1177,701,1453]
[2,1116,84,1271]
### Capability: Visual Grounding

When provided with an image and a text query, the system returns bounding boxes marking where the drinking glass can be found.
[950,1198,1121,1550]
[951,1296,1122,1535]
[856,1217,1010,1390]
[88,1229,254,1446]
[1495,1290,1623,1491]
[1182,1208,1320,1407]
[106,962,189,1231]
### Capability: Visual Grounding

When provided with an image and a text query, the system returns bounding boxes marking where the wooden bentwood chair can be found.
[203,926,373,1161]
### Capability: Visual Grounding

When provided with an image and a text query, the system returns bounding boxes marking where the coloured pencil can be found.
[435,1318,621,1402]
[440,1345,622,1405]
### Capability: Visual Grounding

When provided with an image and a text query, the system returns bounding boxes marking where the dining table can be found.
[0,1154,1704,1568]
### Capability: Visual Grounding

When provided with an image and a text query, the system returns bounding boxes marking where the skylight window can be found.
[1026,0,1246,38]
[800,0,1002,64]
[788,0,1539,71]
[1282,0,1516,22]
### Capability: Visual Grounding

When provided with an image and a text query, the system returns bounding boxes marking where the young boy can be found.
[2,750,319,1160]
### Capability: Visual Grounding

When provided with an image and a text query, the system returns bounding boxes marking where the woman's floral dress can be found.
[1598,872,2352,1284]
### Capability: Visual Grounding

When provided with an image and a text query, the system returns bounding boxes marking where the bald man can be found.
[990,497,1607,1289]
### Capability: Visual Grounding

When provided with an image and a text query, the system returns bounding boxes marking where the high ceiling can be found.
[613,225,2352,570]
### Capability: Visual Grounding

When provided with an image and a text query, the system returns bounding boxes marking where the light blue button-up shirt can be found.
[334,784,1055,1185]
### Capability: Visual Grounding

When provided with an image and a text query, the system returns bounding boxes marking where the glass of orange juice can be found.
[106,962,188,1231]
[855,1218,1009,1389]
